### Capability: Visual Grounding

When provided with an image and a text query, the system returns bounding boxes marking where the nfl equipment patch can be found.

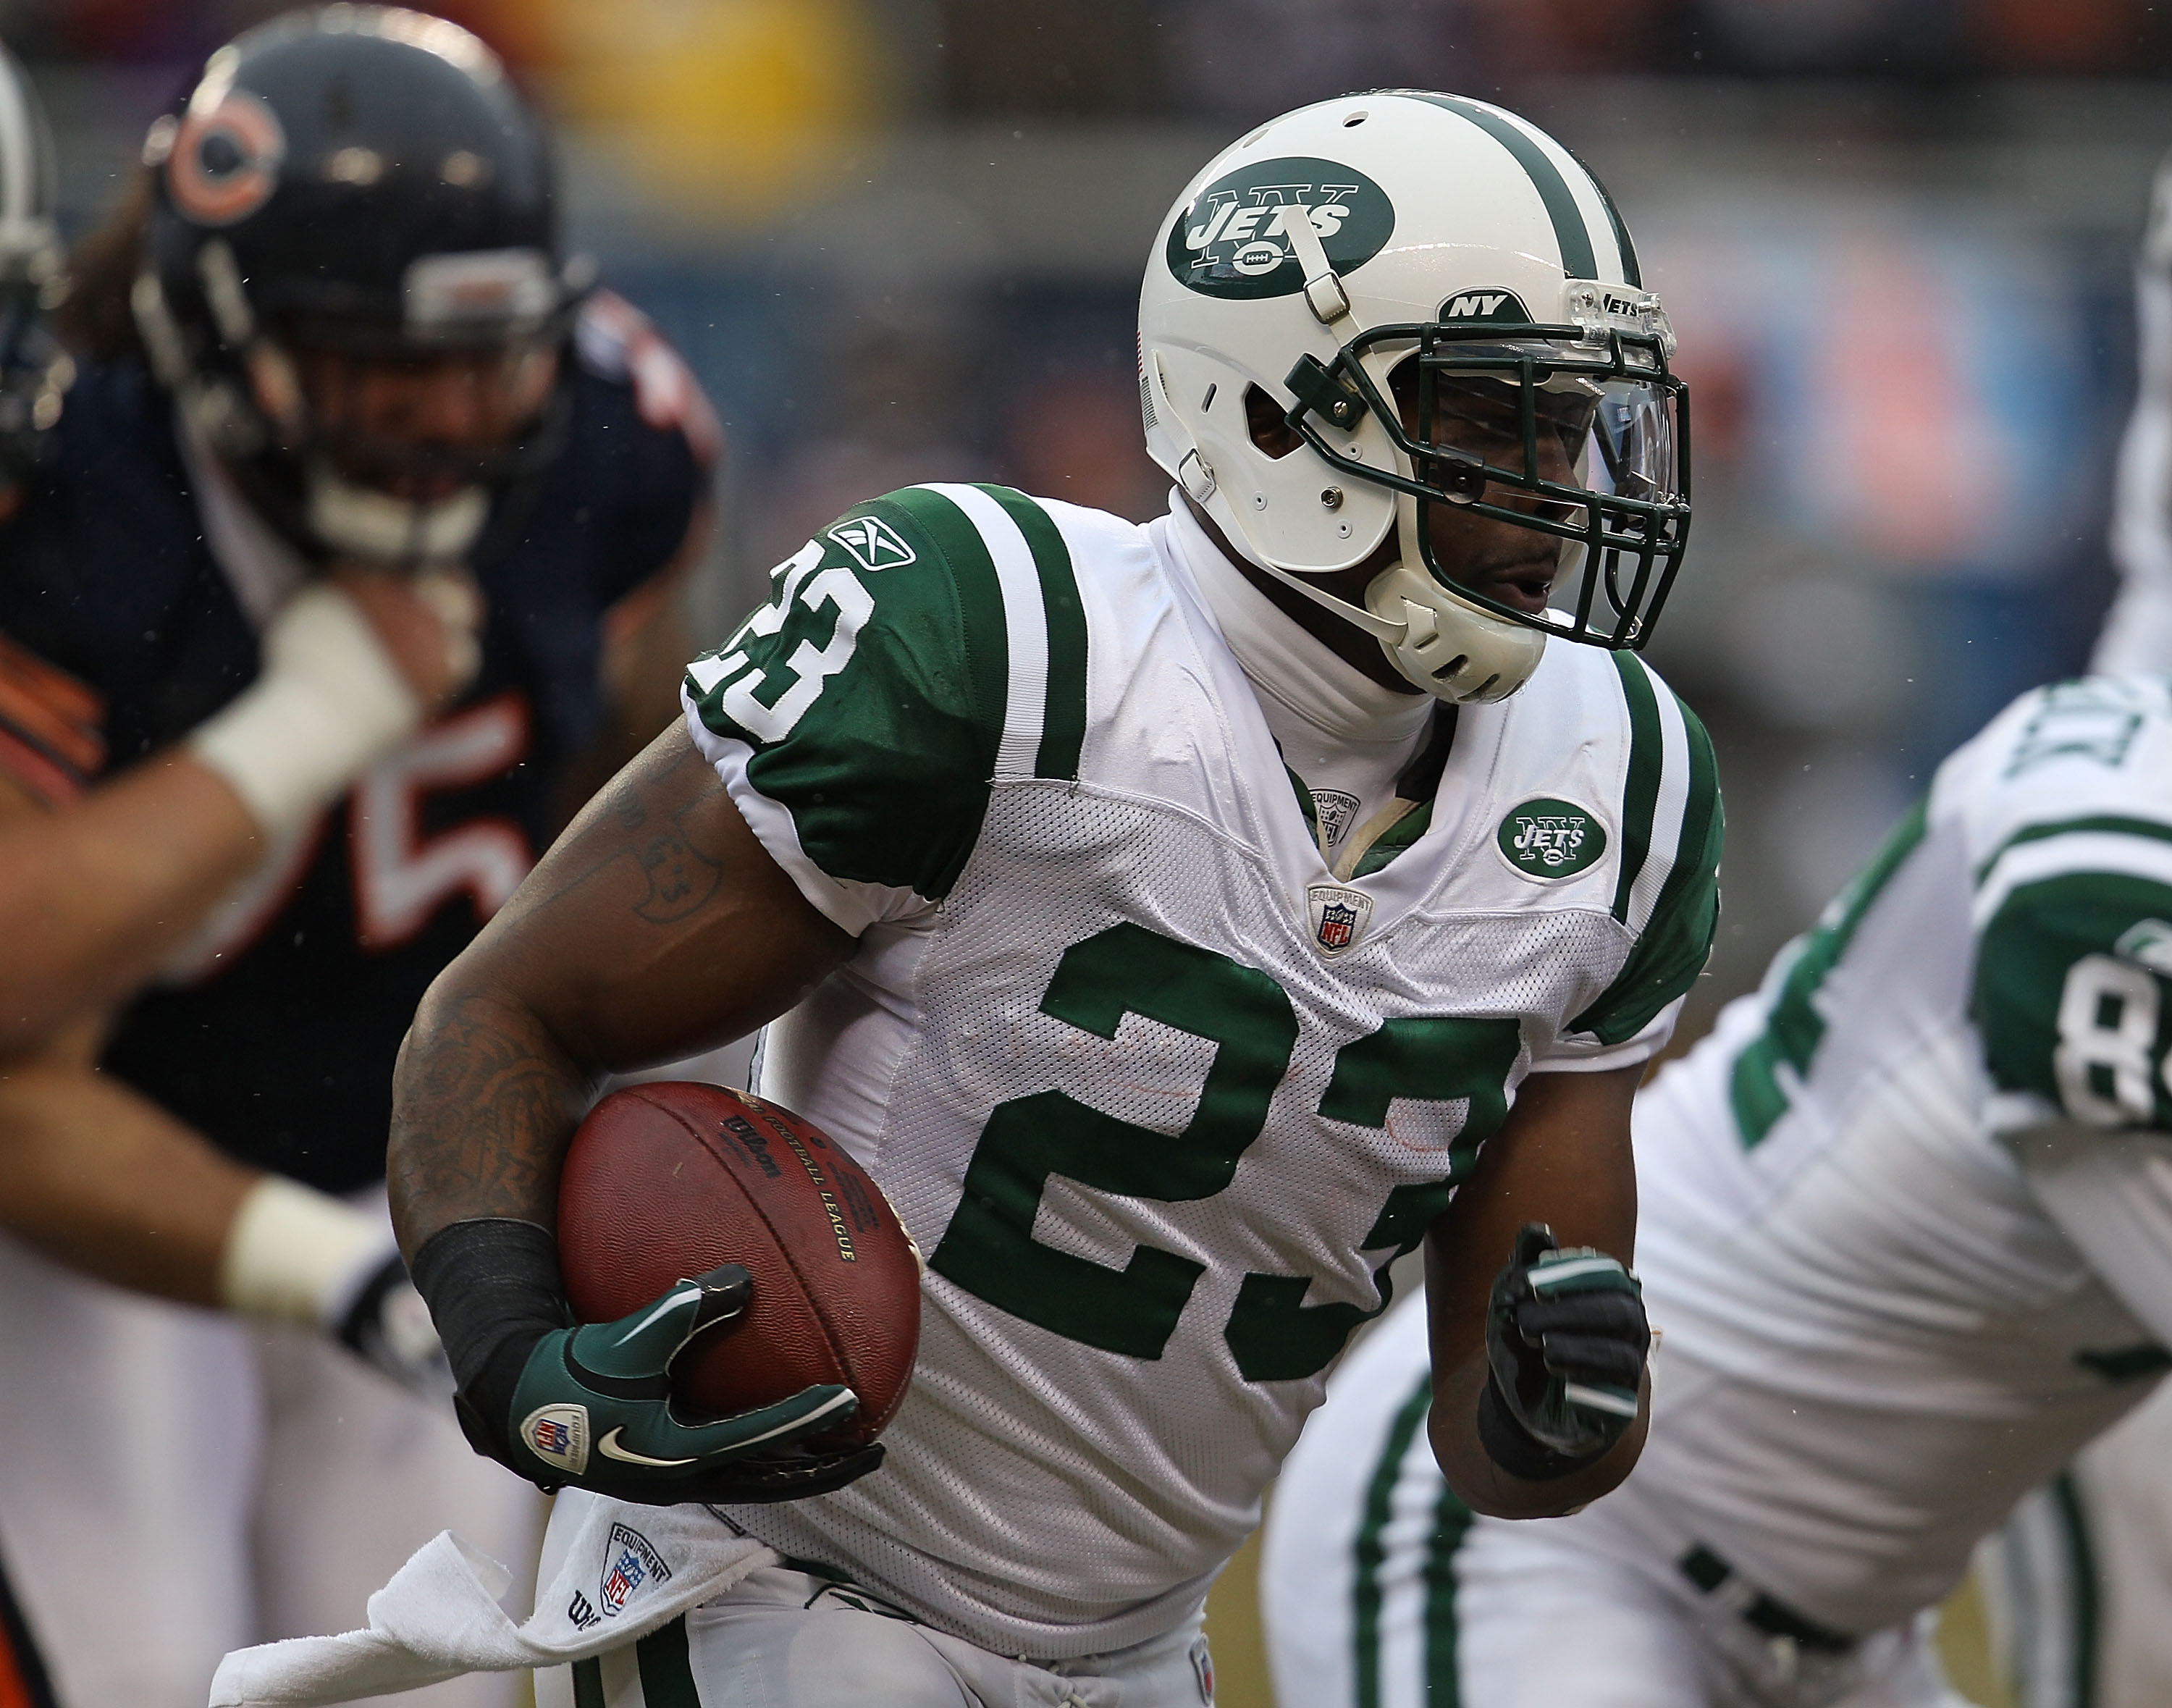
[519,1403,590,1476]
[1310,788,1360,848]
[599,1523,672,1617]
[1307,883,1374,955]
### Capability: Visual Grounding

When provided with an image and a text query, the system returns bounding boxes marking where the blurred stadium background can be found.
[14,1,2172,1702]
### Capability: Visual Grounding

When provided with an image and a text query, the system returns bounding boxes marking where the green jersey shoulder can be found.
[1963,675,2172,1135]
[683,482,1090,933]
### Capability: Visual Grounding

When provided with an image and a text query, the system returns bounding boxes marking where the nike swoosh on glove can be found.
[495,1264,881,1505]
[1483,1222,1649,1470]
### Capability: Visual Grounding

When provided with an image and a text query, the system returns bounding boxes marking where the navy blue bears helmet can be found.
[133,7,592,565]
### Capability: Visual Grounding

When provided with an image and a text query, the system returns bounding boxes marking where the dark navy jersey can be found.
[0,293,715,1192]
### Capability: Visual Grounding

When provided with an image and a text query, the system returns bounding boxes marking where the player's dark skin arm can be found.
[389,721,852,1257]
[1423,1061,1647,1519]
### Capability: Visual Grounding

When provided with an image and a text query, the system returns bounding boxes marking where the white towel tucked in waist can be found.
[210,1494,772,1706]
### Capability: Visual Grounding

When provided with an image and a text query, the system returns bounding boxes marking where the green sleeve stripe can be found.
[1645,694,1722,946]
[1570,686,1723,1046]
[1973,815,2172,888]
[980,484,1090,781]
[1610,650,1664,924]
[907,484,1043,777]
[1353,1371,1436,1708]
[877,486,1011,766]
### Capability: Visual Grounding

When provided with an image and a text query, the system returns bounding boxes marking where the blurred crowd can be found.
[3,0,2166,1039]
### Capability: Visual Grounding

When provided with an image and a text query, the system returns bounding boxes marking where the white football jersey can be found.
[1618,673,2172,1633]
[670,485,1719,1657]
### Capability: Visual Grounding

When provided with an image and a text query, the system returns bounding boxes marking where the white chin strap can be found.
[306,463,489,566]
[1234,532,1549,706]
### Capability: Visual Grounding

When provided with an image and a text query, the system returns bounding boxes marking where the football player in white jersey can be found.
[1964,147,2172,1708]
[1261,666,2172,1708]
[214,93,1718,1707]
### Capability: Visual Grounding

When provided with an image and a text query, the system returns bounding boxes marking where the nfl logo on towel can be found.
[599,1523,672,1617]
[1307,884,1373,956]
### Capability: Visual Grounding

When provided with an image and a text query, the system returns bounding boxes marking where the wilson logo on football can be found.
[166,88,286,227]
[1165,156,1394,302]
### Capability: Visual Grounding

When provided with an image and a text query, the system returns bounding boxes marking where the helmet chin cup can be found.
[305,463,489,567]
[1363,555,1546,705]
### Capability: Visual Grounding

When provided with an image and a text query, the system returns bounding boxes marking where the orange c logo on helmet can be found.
[167,89,285,227]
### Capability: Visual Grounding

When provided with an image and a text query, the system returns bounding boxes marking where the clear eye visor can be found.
[1283,316,1692,651]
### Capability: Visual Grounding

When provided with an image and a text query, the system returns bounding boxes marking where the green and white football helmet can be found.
[1140,91,1690,703]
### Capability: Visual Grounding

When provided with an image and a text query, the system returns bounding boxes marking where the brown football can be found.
[556,1082,921,1446]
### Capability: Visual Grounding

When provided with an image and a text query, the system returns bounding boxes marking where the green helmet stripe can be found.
[1565,140,1643,287]
[1408,93,1601,281]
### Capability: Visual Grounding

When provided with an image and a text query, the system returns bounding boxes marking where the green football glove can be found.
[413,1220,881,1507]
[1481,1224,1648,1473]
[500,1264,870,1501]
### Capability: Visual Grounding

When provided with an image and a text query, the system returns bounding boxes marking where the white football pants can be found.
[1974,1377,2172,1708]
[1261,1313,1969,1708]
[532,1515,1215,1708]
[0,1228,544,1708]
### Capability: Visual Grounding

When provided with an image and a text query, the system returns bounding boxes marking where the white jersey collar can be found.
[1162,493,1433,753]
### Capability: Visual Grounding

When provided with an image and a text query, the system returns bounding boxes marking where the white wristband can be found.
[219,1174,392,1332]
[188,583,424,839]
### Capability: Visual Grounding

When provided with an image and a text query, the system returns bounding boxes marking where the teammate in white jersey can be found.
[1965,147,2172,1708]
[1264,670,2172,1708]
[222,93,1716,1706]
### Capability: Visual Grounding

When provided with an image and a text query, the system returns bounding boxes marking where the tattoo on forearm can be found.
[389,993,593,1247]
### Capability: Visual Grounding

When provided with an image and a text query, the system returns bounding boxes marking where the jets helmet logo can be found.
[828,516,917,573]
[1167,156,1394,301]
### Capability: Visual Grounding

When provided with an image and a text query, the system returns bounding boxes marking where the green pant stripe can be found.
[1421,1484,1475,1708]
[2051,1472,2100,1708]
[1971,814,2172,889]
[1609,651,1664,924]
[1352,1371,1436,1708]
[571,1657,607,1708]
[980,484,1089,782]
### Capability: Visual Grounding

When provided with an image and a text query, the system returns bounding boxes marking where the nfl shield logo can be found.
[599,1523,672,1617]
[1305,884,1375,957]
